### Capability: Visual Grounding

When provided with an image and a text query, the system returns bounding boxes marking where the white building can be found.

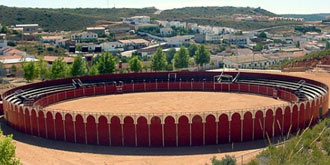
[100,42,124,52]
[86,27,106,35]
[165,35,194,47]
[223,54,269,69]
[223,35,249,47]
[123,16,150,25]
[41,36,63,43]
[195,33,220,43]
[15,24,39,33]
[71,32,98,41]
[0,34,7,49]
[160,27,174,36]
[157,20,187,28]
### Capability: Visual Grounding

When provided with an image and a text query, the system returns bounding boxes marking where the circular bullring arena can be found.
[1,72,329,147]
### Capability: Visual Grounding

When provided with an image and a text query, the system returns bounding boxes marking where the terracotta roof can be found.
[41,36,63,40]
[1,47,26,56]
[43,56,74,63]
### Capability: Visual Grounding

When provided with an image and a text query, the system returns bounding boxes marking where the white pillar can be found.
[108,123,111,146]
[162,123,165,147]
[134,123,137,147]
[148,124,151,147]
[176,123,178,147]
[54,116,57,140]
[203,122,205,145]
[29,111,33,134]
[73,117,76,143]
[45,114,48,139]
[37,113,40,137]
[96,121,99,145]
[121,124,124,146]
[84,123,87,144]
[189,122,192,146]
[252,117,255,140]
[241,118,243,142]
[216,119,219,144]
[63,118,66,141]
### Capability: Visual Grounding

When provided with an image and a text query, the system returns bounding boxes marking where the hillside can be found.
[282,13,330,21]
[156,6,277,19]
[0,5,156,31]
[282,49,330,69]
[155,7,301,30]
[0,5,302,31]
[249,118,330,165]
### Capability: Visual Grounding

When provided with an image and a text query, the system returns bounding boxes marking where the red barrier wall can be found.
[75,115,85,144]
[86,116,97,145]
[164,116,176,147]
[231,113,241,143]
[243,112,253,141]
[254,111,264,140]
[150,116,162,147]
[110,116,122,146]
[178,116,190,146]
[65,114,74,143]
[218,114,229,144]
[205,115,216,145]
[191,115,203,146]
[123,117,135,146]
[98,116,109,146]
[137,117,148,147]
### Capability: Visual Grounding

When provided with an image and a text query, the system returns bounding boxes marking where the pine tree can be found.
[174,46,189,68]
[70,55,87,77]
[194,45,210,68]
[96,52,117,74]
[151,47,167,71]
[129,56,143,73]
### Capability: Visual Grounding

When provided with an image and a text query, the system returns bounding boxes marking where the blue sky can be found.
[1,0,329,14]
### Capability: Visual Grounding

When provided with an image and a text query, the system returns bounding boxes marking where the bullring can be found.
[1,71,329,147]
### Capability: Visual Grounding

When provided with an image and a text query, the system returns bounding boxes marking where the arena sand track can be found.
[46,92,287,113]
[3,71,330,165]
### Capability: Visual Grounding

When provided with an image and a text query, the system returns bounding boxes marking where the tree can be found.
[296,41,300,48]
[0,25,8,33]
[96,52,117,74]
[36,56,48,80]
[151,47,167,71]
[88,65,99,75]
[258,31,267,39]
[49,58,68,79]
[128,56,143,73]
[210,155,236,165]
[142,65,149,72]
[23,62,38,82]
[194,45,210,68]
[188,44,198,57]
[326,41,330,50]
[174,46,189,68]
[0,129,20,165]
[70,55,87,77]
[253,44,263,51]
[166,48,176,64]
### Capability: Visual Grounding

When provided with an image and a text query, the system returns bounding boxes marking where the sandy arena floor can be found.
[2,71,330,165]
[46,92,287,113]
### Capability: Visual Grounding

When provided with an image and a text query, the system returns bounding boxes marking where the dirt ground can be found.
[2,71,330,165]
[47,92,287,113]
[0,117,267,165]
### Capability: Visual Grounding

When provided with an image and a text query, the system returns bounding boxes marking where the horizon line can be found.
[1,4,329,15]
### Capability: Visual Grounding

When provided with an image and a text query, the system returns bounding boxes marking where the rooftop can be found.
[225,54,267,64]
[87,27,106,30]
[41,36,63,40]
[43,56,74,63]
[16,24,39,27]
